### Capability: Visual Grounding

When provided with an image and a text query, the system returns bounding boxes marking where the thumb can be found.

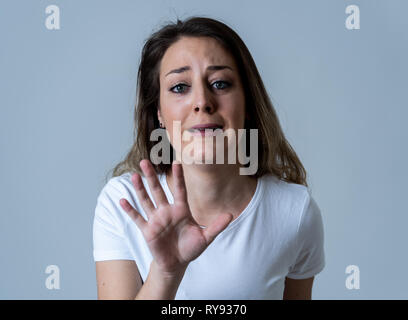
[203,213,233,246]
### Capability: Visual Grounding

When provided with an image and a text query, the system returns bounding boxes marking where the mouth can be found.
[188,123,224,133]
[187,123,224,137]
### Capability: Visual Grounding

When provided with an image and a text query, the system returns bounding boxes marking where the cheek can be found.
[160,91,184,116]
[222,99,246,127]
[162,109,186,132]
[223,86,245,116]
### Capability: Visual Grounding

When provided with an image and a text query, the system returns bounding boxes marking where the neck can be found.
[166,163,257,226]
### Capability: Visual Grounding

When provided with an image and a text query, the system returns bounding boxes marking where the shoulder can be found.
[94,172,137,226]
[98,172,134,201]
[257,174,322,236]
[262,176,324,243]
[95,171,166,221]
[260,174,311,213]
[100,172,163,197]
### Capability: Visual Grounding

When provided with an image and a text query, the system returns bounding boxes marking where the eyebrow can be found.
[165,65,233,77]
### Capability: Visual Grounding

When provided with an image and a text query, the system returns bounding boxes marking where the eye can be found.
[170,83,189,94]
[212,80,231,90]
[169,81,231,94]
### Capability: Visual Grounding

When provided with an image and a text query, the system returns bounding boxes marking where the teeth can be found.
[196,127,220,131]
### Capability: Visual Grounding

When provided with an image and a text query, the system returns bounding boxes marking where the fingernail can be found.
[120,199,129,210]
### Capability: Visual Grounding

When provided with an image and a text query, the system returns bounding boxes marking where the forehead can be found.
[160,36,236,74]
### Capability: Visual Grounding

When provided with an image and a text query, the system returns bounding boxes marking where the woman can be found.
[93,16,325,300]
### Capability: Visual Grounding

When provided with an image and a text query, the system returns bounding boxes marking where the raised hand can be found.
[119,159,233,275]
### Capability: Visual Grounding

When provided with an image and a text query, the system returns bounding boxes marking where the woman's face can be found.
[158,36,246,164]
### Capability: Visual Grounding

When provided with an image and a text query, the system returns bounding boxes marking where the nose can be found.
[194,104,213,113]
[192,82,215,114]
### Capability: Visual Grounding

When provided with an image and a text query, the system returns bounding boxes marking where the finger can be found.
[202,213,233,246]
[119,198,147,231]
[131,172,155,216]
[172,160,187,204]
[140,159,168,207]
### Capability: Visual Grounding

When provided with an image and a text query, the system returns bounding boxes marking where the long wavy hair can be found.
[108,16,308,187]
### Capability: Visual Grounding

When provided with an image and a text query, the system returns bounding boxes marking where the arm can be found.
[96,260,142,300]
[95,260,186,300]
[282,276,314,300]
[95,160,232,300]
[283,194,325,300]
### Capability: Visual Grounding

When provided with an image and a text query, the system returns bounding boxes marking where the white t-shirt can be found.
[93,172,325,299]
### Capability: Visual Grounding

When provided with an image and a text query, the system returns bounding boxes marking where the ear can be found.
[157,109,162,124]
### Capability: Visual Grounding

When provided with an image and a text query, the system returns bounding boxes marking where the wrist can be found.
[150,260,188,282]
[141,260,187,300]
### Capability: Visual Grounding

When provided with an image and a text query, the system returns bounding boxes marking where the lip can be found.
[189,123,223,130]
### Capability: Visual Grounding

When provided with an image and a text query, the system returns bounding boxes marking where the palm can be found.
[120,159,232,274]
[146,203,207,269]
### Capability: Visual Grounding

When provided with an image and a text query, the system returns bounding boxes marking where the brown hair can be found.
[108,16,307,187]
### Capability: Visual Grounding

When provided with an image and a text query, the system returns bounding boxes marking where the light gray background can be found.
[1,0,407,299]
